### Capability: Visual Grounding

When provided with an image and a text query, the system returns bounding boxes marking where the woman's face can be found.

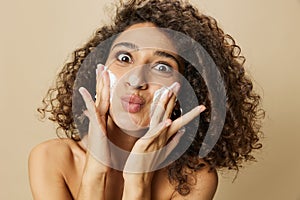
[104,23,182,133]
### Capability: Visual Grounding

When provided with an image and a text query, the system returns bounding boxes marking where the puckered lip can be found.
[120,94,146,113]
[120,94,146,104]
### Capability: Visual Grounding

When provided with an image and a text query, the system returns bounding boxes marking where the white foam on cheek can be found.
[149,82,178,118]
[104,66,117,103]
[152,82,178,103]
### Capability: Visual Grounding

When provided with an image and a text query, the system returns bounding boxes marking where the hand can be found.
[79,64,111,174]
[123,83,206,174]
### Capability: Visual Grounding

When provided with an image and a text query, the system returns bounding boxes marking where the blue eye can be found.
[153,63,173,73]
[117,53,132,63]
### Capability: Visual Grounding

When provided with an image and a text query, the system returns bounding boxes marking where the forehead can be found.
[112,23,178,53]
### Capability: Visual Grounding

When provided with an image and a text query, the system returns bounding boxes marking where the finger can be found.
[143,119,172,140]
[149,87,165,119]
[149,81,180,127]
[95,64,111,115]
[166,105,206,140]
[162,82,180,121]
[149,88,169,127]
[98,70,110,115]
[168,82,181,96]
[79,87,102,128]
[95,64,105,106]
[79,87,96,115]
[162,93,177,122]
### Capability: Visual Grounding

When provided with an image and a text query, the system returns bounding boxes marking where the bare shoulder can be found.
[29,138,84,162]
[28,137,86,181]
[172,163,218,200]
[28,138,85,200]
[30,138,73,156]
[29,138,84,170]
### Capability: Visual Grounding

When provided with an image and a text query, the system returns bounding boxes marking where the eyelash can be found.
[115,51,174,73]
[153,62,173,73]
[116,51,133,63]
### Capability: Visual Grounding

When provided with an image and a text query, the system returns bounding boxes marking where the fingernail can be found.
[96,64,105,77]
[198,105,206,112]
[97,63,104,68]
[79,87,85,95]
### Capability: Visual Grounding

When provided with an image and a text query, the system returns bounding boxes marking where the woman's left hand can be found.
[122,83,206,198]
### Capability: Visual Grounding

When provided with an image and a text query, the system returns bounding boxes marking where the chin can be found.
[110,110,150,137]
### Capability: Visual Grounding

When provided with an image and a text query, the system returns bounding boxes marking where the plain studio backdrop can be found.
[0,0,299,199]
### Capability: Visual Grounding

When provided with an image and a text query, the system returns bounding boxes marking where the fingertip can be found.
[79,87,93,102]
[173,82,181,94]
[97,63,105,71]
[96,64,103,76]
[168,82,180,94]
[168,82,179,89]
[198,105,206,113]
[79,87,85,95]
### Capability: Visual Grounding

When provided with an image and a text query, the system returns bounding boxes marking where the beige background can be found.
[1,0,299,199]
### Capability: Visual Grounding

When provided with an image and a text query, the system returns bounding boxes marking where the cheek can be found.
[106,62,130,78]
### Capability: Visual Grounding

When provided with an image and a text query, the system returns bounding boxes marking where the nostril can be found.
[126,74,148,90]
[136,84,147,90]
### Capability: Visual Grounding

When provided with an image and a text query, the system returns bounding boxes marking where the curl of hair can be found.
[38,0,264,196]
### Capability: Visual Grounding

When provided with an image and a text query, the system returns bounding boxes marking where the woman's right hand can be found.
[76,64,111,199]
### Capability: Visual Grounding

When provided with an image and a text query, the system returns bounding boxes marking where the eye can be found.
[117,53,132,63]
[153,63,173,73]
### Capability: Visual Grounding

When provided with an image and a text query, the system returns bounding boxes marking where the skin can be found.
[28,23,218,200]
[106,23,182,134]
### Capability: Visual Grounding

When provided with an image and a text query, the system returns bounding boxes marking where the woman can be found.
[28,0,264,199]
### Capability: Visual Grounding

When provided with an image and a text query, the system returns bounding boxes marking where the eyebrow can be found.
[111,42,139,51]
[153,51,180,67]
[111,42,181,67]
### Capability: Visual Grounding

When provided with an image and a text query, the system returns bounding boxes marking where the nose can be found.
[125,65,148,90]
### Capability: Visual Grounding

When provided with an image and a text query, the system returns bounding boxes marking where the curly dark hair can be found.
[38,0,264,196]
